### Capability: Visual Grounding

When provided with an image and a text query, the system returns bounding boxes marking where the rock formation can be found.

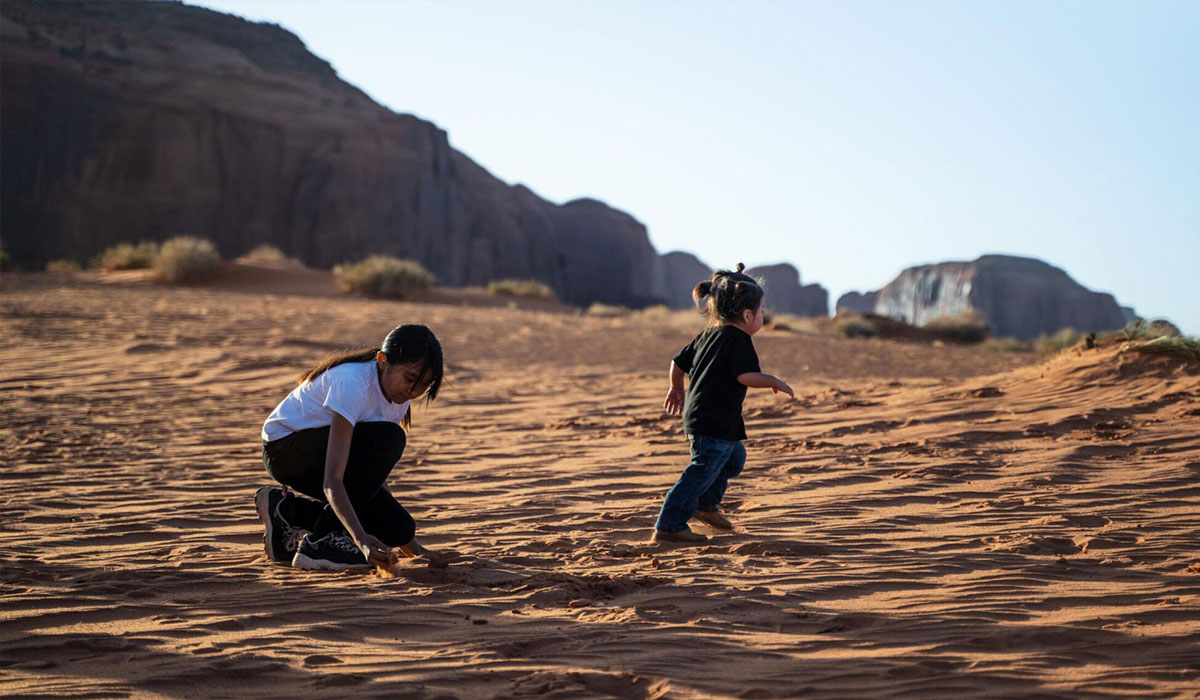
[745,263,828,317]
[835,290,878,315]
[0,0,671,307]
[840,255,1133,339]
[652,251,711,310]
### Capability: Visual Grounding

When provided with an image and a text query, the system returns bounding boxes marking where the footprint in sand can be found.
[985,535,1081,556]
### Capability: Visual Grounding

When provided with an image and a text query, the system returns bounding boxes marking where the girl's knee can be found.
[352,422,406,454]
[377,509,416,547]
[385,519,416,548]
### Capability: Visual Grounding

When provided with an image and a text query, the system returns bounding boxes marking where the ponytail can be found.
[299,348,379,385]
[696,262,764,325]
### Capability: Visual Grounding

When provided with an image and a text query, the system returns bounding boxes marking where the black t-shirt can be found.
[673,325,761,441]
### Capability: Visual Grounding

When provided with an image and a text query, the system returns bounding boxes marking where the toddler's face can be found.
[745,299,766,336]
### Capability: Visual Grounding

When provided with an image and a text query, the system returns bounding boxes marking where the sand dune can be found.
[2,273,1198,699]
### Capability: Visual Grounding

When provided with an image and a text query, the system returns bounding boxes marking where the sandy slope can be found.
[1,273,1198,699]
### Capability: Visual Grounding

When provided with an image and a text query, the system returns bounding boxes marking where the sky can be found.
[192,0,1199,333]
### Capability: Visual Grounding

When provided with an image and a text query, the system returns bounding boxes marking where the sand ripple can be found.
[2,276,1198,698]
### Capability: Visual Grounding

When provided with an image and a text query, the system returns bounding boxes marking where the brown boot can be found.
[692,510,733,531]
[652,528,709,544]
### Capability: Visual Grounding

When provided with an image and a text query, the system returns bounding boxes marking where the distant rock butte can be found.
[745,263,828,317]
[0,0,724,308]
[839,255,1133,340]
[836,291,878,315]
[652,251,711,310]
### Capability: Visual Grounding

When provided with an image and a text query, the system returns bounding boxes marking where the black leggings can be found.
[262,422,416,546]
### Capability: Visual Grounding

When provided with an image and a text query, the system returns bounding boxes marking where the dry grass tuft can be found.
[334,256,436,299]
[1122,335,1200,361]
[153,237,221,283]
[1108,319,1198,361]
[981,337,1032,353]
[487,279,556,300]
[1036,328,1085,354]
[91,241,159,271]
[923,310,991,343]
[585,303,632,317]
[45,259,83,273]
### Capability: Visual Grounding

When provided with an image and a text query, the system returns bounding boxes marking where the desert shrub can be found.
[770,313,825,335]
[45,259,82,273]
[242,244,289,262]
[923,310,991,343]
[1036,327,1084,354]
[334,255,435,298]
[833,313,877,338]
[0,248,12,271]
[1113,317,1183,342]
[1105,318,1196,360]
[1145,319,1183,337]
[585,302,632,317]
[153,236,221,283]
[1123,335,1200,361]
[981,337,1032,353]
[91,241,159,271]
[634,304,674,320]
[1115,318,1151,341]
[487,278,555,299]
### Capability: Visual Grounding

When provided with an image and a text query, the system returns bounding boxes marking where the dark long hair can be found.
[694,263,765,325]
[299,324,444,428]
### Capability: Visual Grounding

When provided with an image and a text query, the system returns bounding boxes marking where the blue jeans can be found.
[655,434,746,532]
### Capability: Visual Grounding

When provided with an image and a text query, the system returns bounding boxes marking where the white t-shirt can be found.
[262,361,411,442]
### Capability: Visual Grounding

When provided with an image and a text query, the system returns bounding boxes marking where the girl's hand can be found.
[357,533,392,567]
[772,379,795,398]
[396,537,458,569]
[663,387,685,415]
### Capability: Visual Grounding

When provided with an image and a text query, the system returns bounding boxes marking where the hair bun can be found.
[736,262,745,273]
[693,280,713,301]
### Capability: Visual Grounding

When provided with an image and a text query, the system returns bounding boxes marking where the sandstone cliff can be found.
[836,291,878,315]
[842,255,1132,339]
[0,1,669,306]
[651,251,710,310]
[745,263,828,317]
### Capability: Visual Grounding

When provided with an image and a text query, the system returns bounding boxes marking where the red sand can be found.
[2,271,1197,698]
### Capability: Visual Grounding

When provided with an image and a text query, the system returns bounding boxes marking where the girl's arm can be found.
[664,361,686,414]
[323,411,391,565]
[737,371,795,398]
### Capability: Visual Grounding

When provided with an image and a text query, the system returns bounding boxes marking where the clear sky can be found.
[192,0,1199,333]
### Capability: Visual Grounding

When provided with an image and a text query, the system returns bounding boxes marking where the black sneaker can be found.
[292,532,370,571]
[255,486,305,564]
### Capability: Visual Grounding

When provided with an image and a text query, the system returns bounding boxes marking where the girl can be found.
[255,323,444,571]
[655,264,794,544]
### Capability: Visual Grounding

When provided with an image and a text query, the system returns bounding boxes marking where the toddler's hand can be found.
[772,380,795,398]
[663,387,684,415]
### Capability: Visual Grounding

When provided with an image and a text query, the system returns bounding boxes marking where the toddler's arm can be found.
[664,361,686,415]
[737,371,794,398]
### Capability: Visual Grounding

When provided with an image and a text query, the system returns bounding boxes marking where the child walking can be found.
[655,264,794,544]
[255,323,445,571]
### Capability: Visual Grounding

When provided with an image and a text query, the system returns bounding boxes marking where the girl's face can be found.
[378,359,434,403]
